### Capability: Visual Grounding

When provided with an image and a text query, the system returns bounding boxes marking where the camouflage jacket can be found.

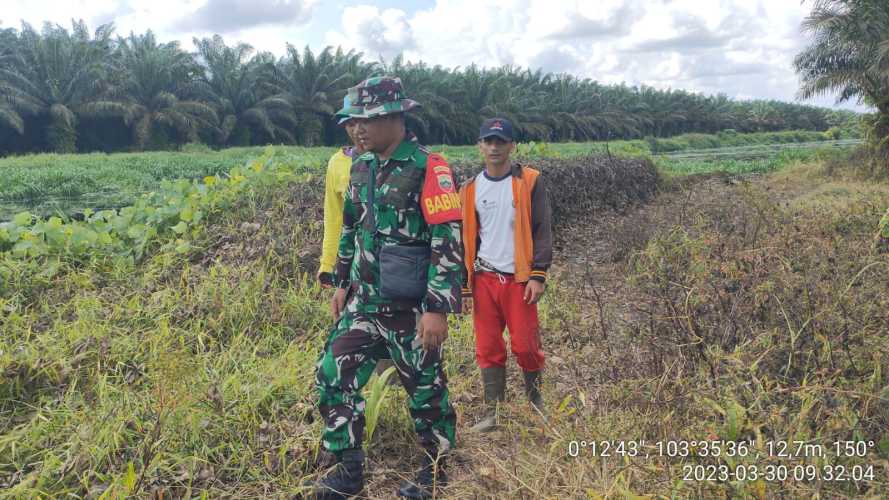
[335,138,463,314]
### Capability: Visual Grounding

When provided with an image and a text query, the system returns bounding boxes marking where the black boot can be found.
[523,370,543,412]
[397,451,448,499]
[304,448,365,499]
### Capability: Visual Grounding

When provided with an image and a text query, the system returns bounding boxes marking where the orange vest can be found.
[460,166,539,287]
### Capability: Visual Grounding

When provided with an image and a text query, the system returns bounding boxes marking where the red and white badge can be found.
[421,154,462,224]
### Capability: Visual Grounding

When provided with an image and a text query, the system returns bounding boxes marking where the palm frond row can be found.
[0,19,863,155]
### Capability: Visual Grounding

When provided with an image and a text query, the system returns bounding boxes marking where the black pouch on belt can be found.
[379,244,430,300]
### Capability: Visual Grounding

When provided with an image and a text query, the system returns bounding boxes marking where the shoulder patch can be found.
[421,154,462,224]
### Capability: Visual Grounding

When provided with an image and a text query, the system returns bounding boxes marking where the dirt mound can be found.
[452,155,659,225]
[199,155,658,274]
[198,177,325,276]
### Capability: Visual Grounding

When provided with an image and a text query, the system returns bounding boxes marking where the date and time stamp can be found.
[567,439,881,482]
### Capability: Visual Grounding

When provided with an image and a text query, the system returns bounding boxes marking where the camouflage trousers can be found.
[315,297,456,455]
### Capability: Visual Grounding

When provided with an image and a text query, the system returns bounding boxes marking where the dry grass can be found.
[2,156,887,498]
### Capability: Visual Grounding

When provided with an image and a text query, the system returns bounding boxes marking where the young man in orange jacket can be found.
[460,118,553,432]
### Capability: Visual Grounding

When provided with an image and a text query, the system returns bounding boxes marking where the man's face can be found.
[355,114,401,153]
[478,136,515,166]
[343,120,364,153]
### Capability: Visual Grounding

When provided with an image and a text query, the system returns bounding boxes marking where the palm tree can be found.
[795,0,889,153]
[0,26,13,52]
[111,31,218,149]
[402,64,464,144]
[0,27,23,135]
[0,22,867,151]
[265,45,356,146]
[0,26,15,71]
[193,35,296,146]
[376,56,478,144]
[0,20,124,152]
[452,64,507,140]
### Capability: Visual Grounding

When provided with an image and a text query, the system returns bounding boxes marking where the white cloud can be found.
[173,0,318,35]
[0,0,869,111]
[325,0,867,111]
[1,0,317,55]
[2,0,199,34]
[325,6,416,62]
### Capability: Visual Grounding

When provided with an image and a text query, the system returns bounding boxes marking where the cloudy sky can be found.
[0,0,868,111]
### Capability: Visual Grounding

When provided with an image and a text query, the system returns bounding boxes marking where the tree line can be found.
[0,20,860,156]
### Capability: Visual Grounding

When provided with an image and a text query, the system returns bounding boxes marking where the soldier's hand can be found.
[417,312,448,350]
[331,287,347,319]
[524,280,545,304]
[462,297,473,315]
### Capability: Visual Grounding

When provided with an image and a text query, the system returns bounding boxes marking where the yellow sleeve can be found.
[319,151,351,274]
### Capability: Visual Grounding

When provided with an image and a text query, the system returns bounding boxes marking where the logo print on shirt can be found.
[437,174,454,192]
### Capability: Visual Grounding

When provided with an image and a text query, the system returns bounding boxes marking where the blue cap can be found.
[478,117,514,141]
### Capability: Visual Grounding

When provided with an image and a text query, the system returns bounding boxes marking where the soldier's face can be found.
[478,136,515,167]
[355,114,401,153]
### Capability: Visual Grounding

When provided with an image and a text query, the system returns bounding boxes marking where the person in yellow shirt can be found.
[317,97,400,385]
[317,97,364,287]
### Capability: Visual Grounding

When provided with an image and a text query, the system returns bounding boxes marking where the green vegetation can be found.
[0,20,858,155]
[0,150,307,268]
[0,179,333,497]
[111,31,220,150]
[643,128,850,153]
[0,21,124,154]
[654,146,852,176]
[193,35,296,146]
[1,150,887,497]
[793,0,889,293]
[0,130,858,220]
[1,3,887,494]
[0,147,333,220]
[795,0,889,175]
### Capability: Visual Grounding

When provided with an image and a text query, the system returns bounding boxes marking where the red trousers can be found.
[472,272,545,372]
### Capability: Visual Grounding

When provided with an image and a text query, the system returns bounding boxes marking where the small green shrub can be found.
[179,142,214,153]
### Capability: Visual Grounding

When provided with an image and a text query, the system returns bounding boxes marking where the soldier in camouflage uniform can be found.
[305,77,463,500]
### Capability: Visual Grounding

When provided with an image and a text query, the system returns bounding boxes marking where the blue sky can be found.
[1,0,868,112]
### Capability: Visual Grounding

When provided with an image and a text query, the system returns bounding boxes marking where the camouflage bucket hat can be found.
[345,76,421,119]
[334,95,363,125]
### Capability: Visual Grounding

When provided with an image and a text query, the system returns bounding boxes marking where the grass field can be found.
[0,130,855,221]
[1,149,886,497]
[0,147,336,221]
[653,145,855,176]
